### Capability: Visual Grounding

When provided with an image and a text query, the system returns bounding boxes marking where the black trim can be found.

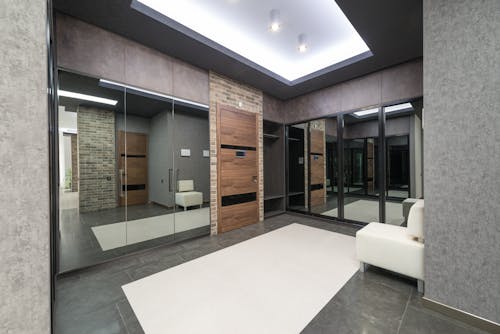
[379,107,386,223]
[337,114,344,219]
[310,184,324,191]
[220,144,256,151]
[121,154,146,158]
[307,122,311,213]
[221,193,257,206]
[122,184,146,191]
[47,1,57,332]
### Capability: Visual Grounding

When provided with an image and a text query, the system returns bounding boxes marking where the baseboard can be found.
[422,297,500,334]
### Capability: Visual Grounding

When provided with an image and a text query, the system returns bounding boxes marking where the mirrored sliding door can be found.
[57,69,210,272]
[172,101,211,240]
[384,100,423,226]
[342,110,380,223]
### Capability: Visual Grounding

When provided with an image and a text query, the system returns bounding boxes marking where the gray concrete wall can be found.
[284,59,423,123]
[0,0,51,333]
[423,0,500,323]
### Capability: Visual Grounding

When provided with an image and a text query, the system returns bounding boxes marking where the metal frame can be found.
[46,1,58,332]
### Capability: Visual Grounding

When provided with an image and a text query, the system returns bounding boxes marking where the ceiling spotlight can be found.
[269,9,281,32]
[298,34,308,52]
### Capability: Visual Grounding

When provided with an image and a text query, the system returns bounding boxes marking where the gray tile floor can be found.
[54,213,488,334]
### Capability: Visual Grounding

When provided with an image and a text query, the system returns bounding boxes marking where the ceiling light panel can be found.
[134,0,371,83]
[58,90,118,106]
[353,108,379,117]
[384,102,413,113]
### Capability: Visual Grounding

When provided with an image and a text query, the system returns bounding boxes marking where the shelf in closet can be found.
[264,133,280,140]
[264,194,285,201]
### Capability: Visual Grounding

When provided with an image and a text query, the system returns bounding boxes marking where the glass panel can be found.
[57,69,126,272]
[287,123,308,212]
[385,99,424,226]
[172,101,211,240]
[342,110,380,223]
[312,117,338,217]
[122,88,176,250]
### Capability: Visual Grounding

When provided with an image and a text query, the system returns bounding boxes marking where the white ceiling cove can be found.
[134,0,372,84]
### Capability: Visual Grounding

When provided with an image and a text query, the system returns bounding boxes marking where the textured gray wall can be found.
[284,60,423,123]
[56,13,209,105]
[424,0,500,323]
[0,0,51,333]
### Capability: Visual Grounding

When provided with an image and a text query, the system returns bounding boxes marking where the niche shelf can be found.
[263,120,285,218]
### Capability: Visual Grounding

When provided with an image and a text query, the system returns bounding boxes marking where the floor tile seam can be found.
[115,302,131,334]
[396,289,413,334]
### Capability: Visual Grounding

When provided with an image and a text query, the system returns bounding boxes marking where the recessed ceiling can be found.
[133,0,371,84]
[53,0,422,99]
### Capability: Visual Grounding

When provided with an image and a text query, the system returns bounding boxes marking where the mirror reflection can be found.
[57,70,210,272]
[286,123,308,212]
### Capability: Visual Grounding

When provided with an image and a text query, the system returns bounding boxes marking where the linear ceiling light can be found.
[384,102,413,113]
[353,107,379,117]
[58,90,118,106]
[98,79,209,109]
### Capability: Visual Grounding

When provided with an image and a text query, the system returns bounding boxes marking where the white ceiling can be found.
[136,0,371,83]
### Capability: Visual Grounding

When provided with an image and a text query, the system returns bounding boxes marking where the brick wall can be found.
[209,72,264,235]
[78,107,117,212]
[70,134,78,192]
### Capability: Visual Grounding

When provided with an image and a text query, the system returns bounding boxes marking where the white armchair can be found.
[175,180,203,211]
[356,199,425,293]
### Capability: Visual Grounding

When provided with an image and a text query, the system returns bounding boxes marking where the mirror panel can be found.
[286,123,308,213]
[342,110,380,223]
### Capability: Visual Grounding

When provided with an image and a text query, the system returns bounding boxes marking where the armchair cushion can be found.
[407,199,424,240]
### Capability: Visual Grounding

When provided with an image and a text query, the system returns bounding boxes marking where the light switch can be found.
[180,149,191,157]
[203,150,210,157]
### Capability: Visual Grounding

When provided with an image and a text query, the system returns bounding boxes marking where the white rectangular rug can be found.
[322,199,404,225]
[122,223,358,334]
[91,207,209,251]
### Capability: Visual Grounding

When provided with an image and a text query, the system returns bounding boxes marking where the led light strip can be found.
[99,79,209,110]
[58,90,118,106]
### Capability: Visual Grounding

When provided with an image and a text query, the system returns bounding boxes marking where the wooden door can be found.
[118,131,148,206]
[310,128,326,207]
[217,104,259,233]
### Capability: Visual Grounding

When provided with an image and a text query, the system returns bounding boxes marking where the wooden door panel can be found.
[219,107,257,148]
[219,201,258,233]
[217,104,259,233]
[118,131,148,206]
[220,149,257,196]
[310,154,325,185]
[120,190,148,206]
[311,189,326,207]
[310,129,324,154]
